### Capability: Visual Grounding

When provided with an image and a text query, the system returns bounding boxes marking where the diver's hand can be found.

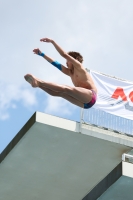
[33,48,42,55]
[40,38,53,43]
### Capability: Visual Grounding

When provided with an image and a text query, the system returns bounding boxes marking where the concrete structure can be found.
[98,176,133,200]
[0,112,133,200]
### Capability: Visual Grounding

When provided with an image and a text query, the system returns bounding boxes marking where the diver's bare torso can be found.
[68,66,97,93]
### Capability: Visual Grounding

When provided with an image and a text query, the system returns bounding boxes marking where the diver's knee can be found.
[63,86,72,94]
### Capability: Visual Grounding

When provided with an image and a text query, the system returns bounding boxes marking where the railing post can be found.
[80,108,84,133]
[122,153,133,162]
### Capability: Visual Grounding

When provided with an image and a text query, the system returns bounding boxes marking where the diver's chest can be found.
[70,71,80,80]
[70,72,82,86]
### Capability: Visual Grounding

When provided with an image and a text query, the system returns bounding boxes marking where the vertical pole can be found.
[80,108,84,133]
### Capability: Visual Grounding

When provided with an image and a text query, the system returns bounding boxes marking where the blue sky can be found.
[1,0,133,152]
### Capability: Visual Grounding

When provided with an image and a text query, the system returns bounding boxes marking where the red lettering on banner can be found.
[129,92,133,102]
[111,87,127,101]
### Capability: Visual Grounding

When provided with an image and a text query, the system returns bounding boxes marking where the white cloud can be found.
[12,104,17,109]
[21,88,37,107]
[0,82,37,120]
[44,95,75,116]
[0,113,9,121]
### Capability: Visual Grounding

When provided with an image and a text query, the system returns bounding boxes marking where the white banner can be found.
[90,70,133,120]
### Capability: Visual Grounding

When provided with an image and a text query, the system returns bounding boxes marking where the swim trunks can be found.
[84,90,97,109]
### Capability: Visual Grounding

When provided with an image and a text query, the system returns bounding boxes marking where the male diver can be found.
[24,38,97,109]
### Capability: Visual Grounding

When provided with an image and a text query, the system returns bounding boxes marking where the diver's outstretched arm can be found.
[33,48,70,76]
[40,38,82,70]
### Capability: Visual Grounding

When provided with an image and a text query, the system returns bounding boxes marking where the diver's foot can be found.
[24,74,39,87]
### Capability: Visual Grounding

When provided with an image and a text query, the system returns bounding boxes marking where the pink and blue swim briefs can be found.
[84,90,97,109]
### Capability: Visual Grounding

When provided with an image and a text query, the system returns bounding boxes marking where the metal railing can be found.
[81,107,133,136]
